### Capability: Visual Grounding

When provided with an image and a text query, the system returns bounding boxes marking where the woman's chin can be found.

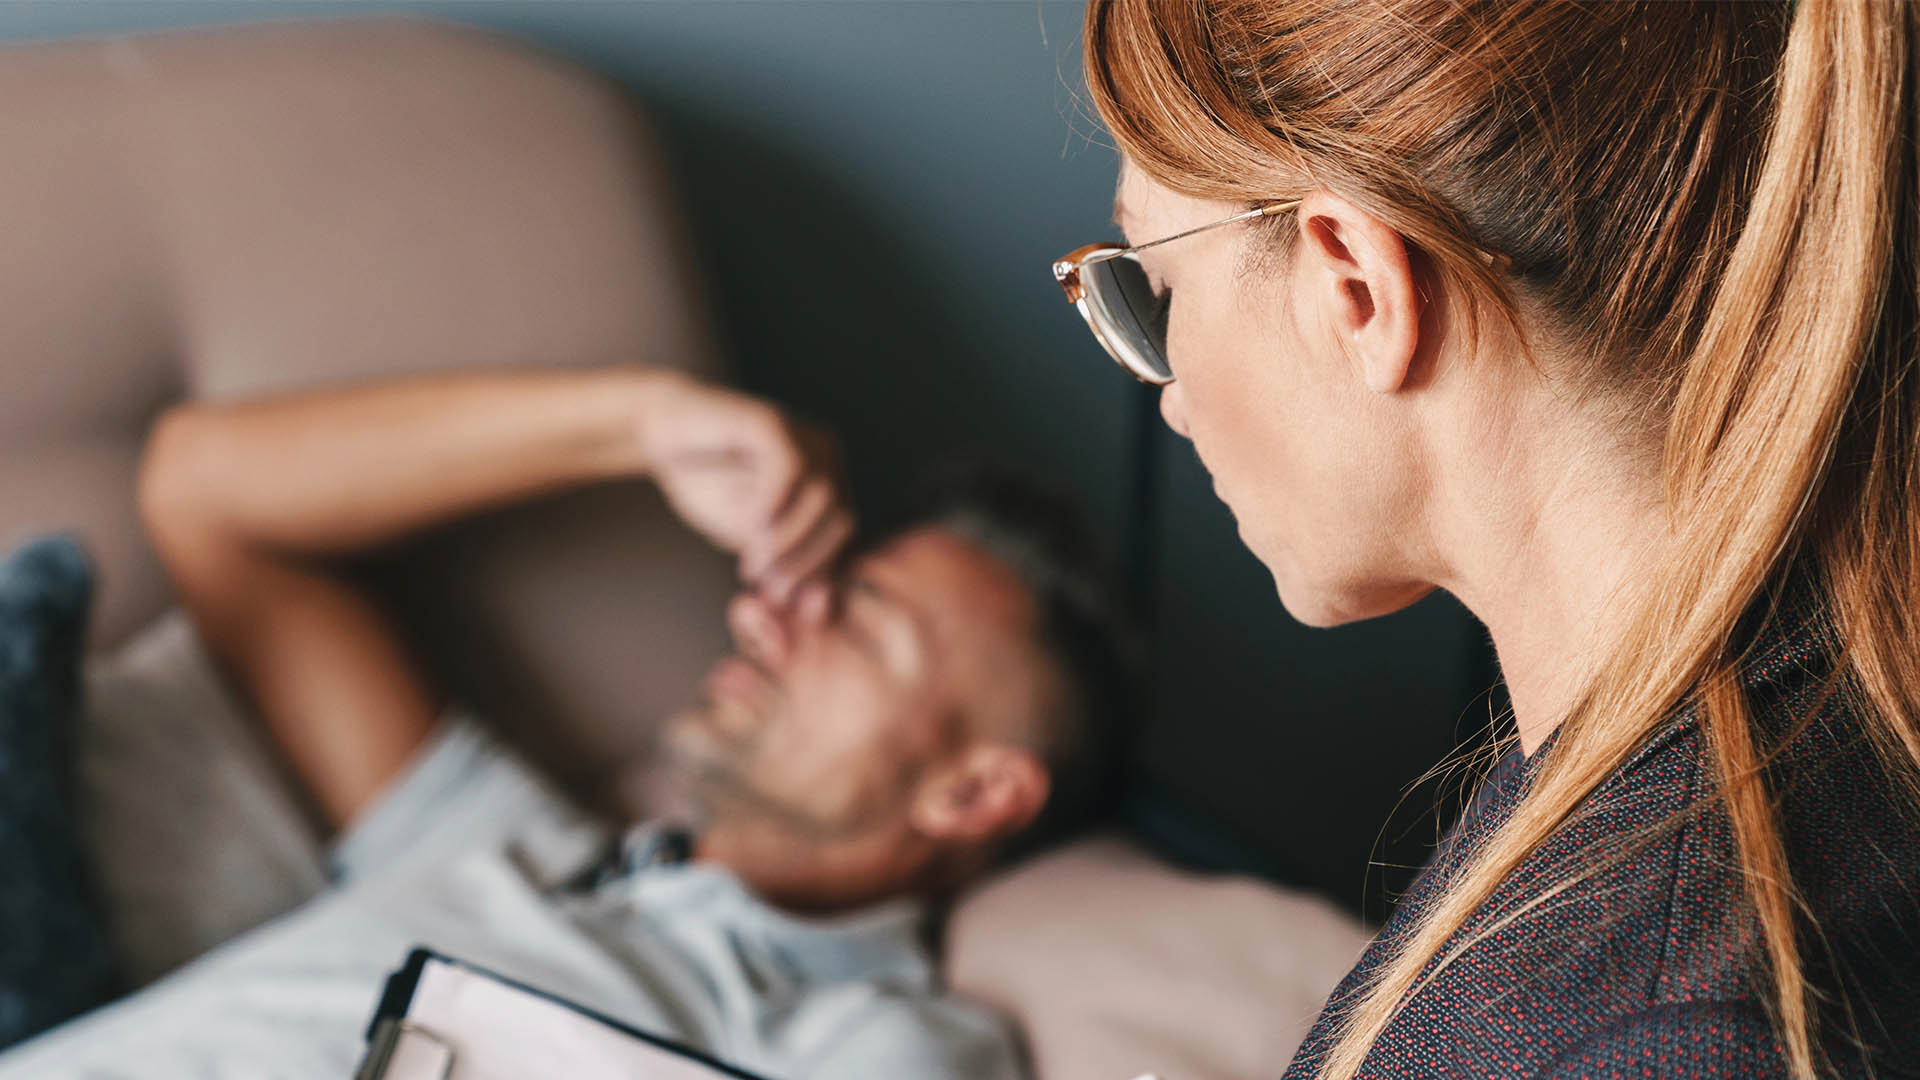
[1270,566,1436,628]
[1264,559,1339,627]
[1272,582,1351,628]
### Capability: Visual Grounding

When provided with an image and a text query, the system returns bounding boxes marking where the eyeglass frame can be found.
[1054,199,1505,386]
[1052,200,1300,387]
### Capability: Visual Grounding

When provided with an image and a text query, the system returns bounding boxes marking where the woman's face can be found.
[1114,164,1438,626]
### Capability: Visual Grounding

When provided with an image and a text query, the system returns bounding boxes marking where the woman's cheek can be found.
[1170,313,1236,441]
[1194,346,1282,508]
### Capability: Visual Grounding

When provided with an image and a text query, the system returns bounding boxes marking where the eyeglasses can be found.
[1052,201,1298,385]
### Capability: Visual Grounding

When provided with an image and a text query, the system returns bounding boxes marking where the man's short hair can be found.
[872,464,1137,863]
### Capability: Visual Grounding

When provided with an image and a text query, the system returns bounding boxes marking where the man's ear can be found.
[1294,191,1423,395]
[909,745,1050,844]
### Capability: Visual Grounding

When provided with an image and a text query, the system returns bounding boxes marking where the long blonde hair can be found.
[1084,1,1920,1076]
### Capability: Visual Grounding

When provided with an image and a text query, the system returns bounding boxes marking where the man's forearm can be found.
[140,367,666,557]
[132,364,841,831]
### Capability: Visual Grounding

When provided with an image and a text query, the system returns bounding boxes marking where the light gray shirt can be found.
[0,722,1023,1080]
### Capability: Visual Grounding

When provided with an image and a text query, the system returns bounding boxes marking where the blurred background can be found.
[1,0,1500,923]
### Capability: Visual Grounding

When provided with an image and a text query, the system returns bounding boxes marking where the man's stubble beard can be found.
[656,702,911,844]
[657,703,854,841]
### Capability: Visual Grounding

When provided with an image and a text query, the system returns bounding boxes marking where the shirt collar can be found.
[605,822,935,989]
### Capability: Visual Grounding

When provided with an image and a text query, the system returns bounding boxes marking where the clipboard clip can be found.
[354,1017,456,1080]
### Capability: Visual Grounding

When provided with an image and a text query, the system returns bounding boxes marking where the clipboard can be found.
[354,948,775,1080]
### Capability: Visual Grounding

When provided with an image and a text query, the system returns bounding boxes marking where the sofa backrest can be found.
[0,18,737,801]
[0,9,1500,915]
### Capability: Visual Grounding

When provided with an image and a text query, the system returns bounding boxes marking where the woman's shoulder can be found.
[1285,599,1920,1078]
[1539,998,1786,1079]
[1545,595,1920,1073]
[1282,719,1728,1078]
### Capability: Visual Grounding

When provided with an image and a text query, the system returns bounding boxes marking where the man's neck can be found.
[692,817,937,917]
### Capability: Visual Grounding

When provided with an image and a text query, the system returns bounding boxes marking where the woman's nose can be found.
[1159,382,1192,438]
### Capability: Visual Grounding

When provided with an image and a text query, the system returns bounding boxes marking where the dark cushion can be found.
[0,536,117,1048]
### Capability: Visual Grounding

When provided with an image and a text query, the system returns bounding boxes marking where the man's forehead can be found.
[855,525,1057,742]
[853,526,1035,642]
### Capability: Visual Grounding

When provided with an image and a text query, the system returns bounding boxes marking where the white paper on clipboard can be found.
[382,956,748,1080]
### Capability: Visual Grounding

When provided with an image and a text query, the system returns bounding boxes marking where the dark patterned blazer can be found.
[1283,588,1920,1079]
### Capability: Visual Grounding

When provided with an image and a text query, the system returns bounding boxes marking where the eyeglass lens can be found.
[1083,253,1173,383]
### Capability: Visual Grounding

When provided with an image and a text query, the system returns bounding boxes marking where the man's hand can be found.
[634,372,854,605]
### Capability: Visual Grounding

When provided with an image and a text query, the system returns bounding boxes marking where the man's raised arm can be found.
[137,367,849,833]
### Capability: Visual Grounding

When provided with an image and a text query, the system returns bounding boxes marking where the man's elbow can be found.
[137,405,236,569]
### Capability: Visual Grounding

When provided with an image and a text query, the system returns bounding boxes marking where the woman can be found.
[1055,1,1919,1077]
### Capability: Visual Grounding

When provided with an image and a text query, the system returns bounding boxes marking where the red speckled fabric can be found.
[1282,585,1920,1078]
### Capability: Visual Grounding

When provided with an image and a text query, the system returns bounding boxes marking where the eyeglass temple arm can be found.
[1081,200,1300,267]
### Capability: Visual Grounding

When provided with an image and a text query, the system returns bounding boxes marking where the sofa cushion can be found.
[77,611,329,987]
[0,536,118,1047]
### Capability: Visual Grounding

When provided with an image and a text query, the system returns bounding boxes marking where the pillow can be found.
[0,535,117,1048]
[77,610,329,987]
[947,835,1372,1080]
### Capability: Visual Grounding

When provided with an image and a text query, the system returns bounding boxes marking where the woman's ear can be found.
[908,745,1049,844]
[1294,191,1423,395]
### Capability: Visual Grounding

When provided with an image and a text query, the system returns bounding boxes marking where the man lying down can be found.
[0,367,1125,1079]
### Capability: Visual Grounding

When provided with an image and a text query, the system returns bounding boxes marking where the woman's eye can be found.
[1148,286,1172,337]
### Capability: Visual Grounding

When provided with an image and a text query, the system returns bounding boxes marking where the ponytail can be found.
[1657,4,1913,1071]
[1320,4,1919,1076]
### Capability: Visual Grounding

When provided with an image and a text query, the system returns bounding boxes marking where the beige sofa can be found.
[0,19,1366,1080]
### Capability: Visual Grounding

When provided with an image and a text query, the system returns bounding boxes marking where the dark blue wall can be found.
[3,1,1498,918]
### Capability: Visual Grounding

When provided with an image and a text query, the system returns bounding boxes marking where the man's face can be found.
[662,525,1048,838]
